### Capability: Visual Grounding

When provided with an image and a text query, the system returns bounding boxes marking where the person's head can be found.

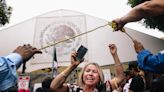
[42,77,54,89]
[78,62,104,88]
[124,70,132,81]
[128,61,140,76]
[35,87,44,92]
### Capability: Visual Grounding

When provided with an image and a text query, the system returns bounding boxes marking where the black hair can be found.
[124,70,130,77]
[128,61,138,70]
[42,77,53,89]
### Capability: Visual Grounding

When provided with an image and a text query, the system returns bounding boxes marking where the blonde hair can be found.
[78,62,104,87]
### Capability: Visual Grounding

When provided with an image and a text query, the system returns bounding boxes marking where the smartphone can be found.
[76,45,88,61]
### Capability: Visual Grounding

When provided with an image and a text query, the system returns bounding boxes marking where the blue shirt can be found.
[0,53,23,91]
[137,50,164,74]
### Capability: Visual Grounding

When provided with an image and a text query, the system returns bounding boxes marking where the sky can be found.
[1,0,164,38]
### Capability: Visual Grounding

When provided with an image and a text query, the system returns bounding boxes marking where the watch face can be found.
[40,21,81,56]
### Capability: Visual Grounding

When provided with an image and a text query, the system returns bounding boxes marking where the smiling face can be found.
[82,64,100,87]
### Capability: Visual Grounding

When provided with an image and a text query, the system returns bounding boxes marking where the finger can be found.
[80,58,84,62]
[115,28,119,32]
[26,44,32,48]
[32,47,37,50]
[27,44,30,46]
[109,44,114,47]
[108,44,112,47]
[108,44,114,48]
[23,44,31,49]
[133,39,138,44]
[17,46,22,49]
[71,51,76,56]
[33,49,42,54]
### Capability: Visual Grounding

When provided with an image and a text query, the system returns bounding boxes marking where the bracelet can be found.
[114,63,122,67]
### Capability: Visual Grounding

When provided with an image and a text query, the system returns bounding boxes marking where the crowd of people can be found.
[0,0,164,92]
[50,44,124,92]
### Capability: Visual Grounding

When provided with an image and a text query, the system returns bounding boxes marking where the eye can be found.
[93,70,98,73]
[85,69,90,72]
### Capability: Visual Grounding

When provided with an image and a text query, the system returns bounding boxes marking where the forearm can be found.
[121,4,145,24]
[51,64,77,89]
[112,53,124,76]
[111,53,124,88]
[122,1,164,24]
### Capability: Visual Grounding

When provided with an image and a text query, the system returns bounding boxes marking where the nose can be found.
[88,71,94,75]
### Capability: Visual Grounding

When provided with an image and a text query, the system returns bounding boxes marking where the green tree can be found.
[127,0,164,32]
[0,0,12,26]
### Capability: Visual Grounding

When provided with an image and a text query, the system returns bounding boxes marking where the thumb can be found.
[133,39,138,44]
[33,49,42,54]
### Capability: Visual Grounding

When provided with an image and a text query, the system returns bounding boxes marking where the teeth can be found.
[87,77,94,80]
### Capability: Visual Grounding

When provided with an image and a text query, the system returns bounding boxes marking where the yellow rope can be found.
[39,22,134,50]
[39,23,109,50]
[110,22,134,41]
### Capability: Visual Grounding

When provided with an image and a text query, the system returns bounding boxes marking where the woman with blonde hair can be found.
[50,44,125,92]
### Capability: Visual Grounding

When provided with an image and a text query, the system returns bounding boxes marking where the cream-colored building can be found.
[0,9,163,73]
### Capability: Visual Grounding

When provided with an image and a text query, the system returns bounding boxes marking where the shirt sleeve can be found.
[137,49,164,73]
[5,53,23,69]
[0,53,22,91]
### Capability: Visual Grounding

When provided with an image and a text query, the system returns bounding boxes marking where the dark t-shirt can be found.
[129,75,144,92]
[150,77,164,92]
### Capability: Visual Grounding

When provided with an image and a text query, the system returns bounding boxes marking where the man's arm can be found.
[5,53,23,69]
[112,0,164,31]
[13,44,42,63]
[0,44,42,91]
[122,0,164,22]
[137,50,164,74]
[133,40,164,73]
[4,44,42,69]
[13,44,42,69]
